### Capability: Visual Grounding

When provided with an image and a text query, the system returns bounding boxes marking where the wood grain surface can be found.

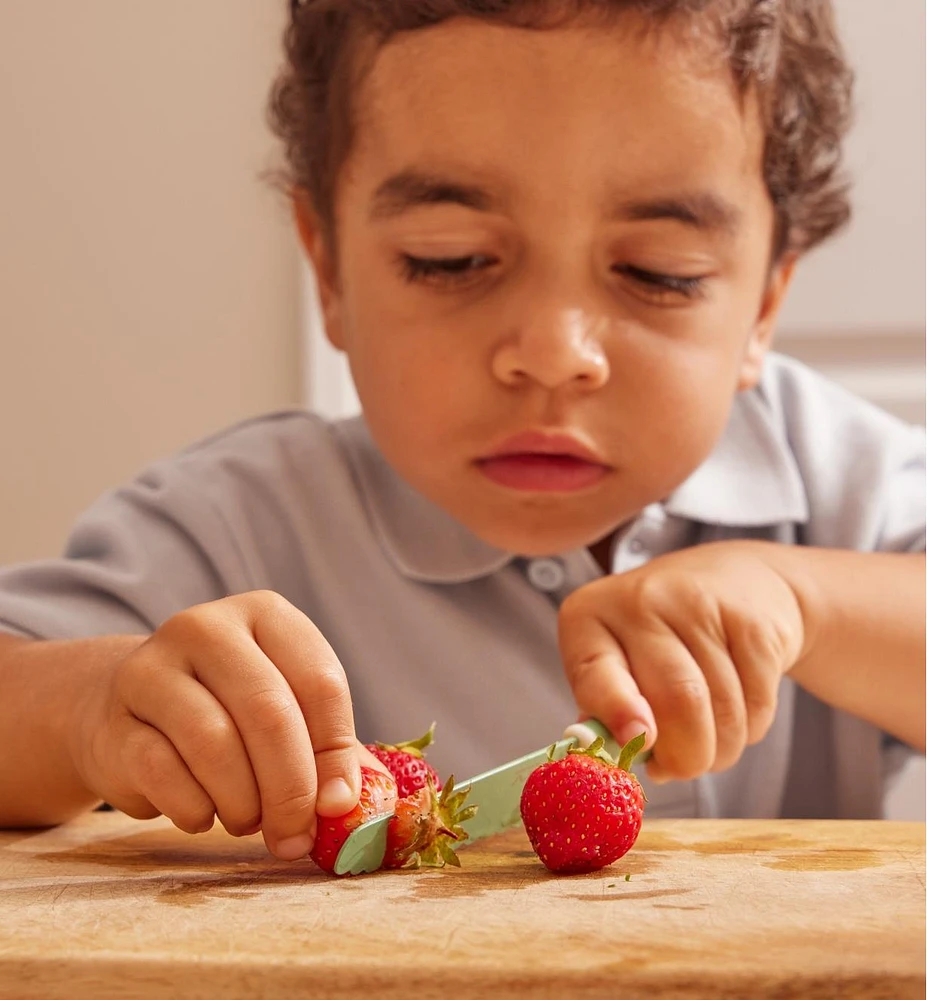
[0,814,923,999]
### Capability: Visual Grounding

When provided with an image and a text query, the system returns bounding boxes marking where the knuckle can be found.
[563,651,606,691]
[159,606,228,648]
[222,813,262,838]
[245,589,293,619]
[184,716,238,769]
[657,675,711,718]
[112,649,157,699]
[244,686,300,737]
[712,693,746,735]
[266,788,315,824]
[738,616,796,669]
[307,665,349,706]
[129,733,176,792]
[629,570,675,610]
[119,799,163,821]
[173,807,215,836]
[685,584,720,626]
[558,589,590,625]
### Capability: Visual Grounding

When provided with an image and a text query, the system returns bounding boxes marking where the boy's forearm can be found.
[770,547,926,751]
[0,633,145,827]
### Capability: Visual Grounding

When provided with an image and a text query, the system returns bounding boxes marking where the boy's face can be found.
[297,15,793,556]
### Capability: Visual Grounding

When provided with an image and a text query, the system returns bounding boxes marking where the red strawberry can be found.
[366,723,443,798]
[519,733,646,874]
[310,765,398,875]
[383,775,476,870]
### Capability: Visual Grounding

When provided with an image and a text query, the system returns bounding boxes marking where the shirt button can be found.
[526,558,566,592]
[628,538,644,554]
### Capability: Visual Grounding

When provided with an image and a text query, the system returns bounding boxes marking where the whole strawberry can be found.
[519,733,646,874]
[366,723,442,798]
[310,765,398,875]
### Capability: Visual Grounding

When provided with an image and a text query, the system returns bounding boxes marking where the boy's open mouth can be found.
[476,431,610,492]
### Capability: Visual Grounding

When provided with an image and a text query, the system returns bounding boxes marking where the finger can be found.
[191,644,319,860]
[624,627,715,780]
[724,618,784,745]
[249,596,360,818]
[669,619,748,773]
[119,717,216,835]
[126,669,262,837]
[558,605,657,750]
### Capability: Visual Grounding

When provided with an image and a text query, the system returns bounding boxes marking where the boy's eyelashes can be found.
[399,252,498,288]
[612,264,707,301]
[397,253,708,302]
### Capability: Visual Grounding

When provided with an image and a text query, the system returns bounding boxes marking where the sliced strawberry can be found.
[309,765,398,875]
[383,775,477,870]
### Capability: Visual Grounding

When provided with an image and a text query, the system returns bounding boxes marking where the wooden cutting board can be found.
[0,813,923,999]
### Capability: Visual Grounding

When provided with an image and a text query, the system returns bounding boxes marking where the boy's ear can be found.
[292,193,345,351]
[737,253,798,391]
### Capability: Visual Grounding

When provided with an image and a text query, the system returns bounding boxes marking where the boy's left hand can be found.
[558,541,806,783]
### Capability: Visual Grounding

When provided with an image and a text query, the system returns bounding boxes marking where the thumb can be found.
[559,605,657,751]
[357,742,393,779]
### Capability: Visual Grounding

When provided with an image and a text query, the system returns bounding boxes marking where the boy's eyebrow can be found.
[369,170,741,235]
[369,170,498,219]
[610,193,742,234]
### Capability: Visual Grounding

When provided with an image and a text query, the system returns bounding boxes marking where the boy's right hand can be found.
[70,591,380,861]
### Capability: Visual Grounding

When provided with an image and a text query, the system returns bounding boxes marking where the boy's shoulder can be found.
[172,408,336,465]
[133,408,365,516]
[759,351,923,448]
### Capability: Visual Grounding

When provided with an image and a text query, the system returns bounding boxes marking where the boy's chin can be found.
[468,518,613,558]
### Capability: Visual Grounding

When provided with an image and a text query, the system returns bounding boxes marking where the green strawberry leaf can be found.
[377,722,436,758]
[617,732,647,772]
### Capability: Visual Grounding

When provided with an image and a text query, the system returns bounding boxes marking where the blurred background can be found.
[1,1,923,815]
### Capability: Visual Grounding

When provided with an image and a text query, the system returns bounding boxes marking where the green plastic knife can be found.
[333,718,617,876]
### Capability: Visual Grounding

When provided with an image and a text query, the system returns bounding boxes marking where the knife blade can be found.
[333,718,617,876]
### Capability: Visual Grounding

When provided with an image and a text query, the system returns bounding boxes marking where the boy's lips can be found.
[476,431,610,492]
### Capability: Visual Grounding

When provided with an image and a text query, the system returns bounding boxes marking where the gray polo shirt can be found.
[0,353,923,819]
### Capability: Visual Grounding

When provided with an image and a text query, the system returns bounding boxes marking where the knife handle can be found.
[562,718,618,756]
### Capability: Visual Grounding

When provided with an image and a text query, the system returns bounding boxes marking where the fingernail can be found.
[276,834,313,861]
[617,720,651,748]
[316,778,354,815]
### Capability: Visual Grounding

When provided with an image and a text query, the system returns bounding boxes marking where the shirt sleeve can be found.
[0,452,253,641]
[764,357,925,775]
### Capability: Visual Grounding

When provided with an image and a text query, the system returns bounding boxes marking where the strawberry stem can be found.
[376,722,437,758]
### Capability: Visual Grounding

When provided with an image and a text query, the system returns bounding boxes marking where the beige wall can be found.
[1,1,300,564]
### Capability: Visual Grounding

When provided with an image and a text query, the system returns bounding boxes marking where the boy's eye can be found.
[399,253,497,287]
[614,264,707,301]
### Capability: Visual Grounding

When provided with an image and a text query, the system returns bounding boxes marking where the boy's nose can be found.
[491,306,610,392]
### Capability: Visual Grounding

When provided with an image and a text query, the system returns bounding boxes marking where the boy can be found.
[0,0,923,863]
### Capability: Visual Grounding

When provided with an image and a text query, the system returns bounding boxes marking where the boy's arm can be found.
[0,633,144,826]
[773,547,925,752]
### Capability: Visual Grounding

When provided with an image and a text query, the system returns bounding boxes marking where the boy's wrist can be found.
[734,539,828,679]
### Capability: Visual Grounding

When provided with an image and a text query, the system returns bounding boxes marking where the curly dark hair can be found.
[269,0,853,257]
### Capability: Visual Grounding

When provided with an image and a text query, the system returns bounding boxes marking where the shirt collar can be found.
[664,379,810,527]
[334,378,808,584]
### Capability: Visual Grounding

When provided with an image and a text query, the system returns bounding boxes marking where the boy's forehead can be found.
[348,16,765,207]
